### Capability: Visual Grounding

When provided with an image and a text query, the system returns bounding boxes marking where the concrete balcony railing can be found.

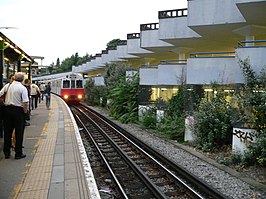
[187,51,244,85]
[158,62,186,85]
[236,40,266,74]
[158,8,200,40]
[115,42,138,59]
[187,0,245,27]
[139,23,174,49]
[139,60,187,86]
[139,67,158,85]
[127,33,154,55]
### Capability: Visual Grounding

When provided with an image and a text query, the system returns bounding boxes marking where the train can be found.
[32,72,85,104]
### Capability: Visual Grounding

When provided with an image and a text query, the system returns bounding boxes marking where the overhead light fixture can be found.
[14,48,21,54]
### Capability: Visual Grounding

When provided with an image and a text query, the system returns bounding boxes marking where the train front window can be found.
[76,80,83,88]
[63,80,70,88]
[71,80,75,88]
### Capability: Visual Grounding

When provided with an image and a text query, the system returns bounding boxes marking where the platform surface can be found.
[0,95,100,199]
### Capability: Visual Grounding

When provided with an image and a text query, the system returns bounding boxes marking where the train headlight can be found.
[63,95,69,100]
[77,94,83,99]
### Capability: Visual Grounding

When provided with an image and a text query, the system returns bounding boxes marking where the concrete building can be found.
[73,0,266,103]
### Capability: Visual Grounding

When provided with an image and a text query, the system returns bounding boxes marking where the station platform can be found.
[0,95,100,199]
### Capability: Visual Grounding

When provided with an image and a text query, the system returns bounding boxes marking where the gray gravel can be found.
[89,106,266,199]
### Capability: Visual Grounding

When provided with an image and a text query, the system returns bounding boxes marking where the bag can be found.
[0,83,11,106]
[25,112,30,120]
[0,94,6,106]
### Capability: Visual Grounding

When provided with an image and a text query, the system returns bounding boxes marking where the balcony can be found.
[139,60,187,86]
[140,23,174,49]
[186,51,244,85]
[187,0,245,28]
[115,41,138,59]
[159,8,200,42]
[127,33,154,56]
[236,40,266,74]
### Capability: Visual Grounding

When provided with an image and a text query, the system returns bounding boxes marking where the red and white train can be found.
[33,72,85,103]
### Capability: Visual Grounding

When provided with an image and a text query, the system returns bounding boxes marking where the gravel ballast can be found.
[89,106,266,199]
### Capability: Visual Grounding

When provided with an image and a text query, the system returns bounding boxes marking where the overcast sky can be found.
[0,0,187,66]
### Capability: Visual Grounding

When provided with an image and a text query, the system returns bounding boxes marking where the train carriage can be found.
[51,73,85,103]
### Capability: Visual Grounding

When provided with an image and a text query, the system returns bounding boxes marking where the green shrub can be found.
[84,79,107,106]
[108,73,139,123]
[192,93,235,151]
[157,115,185,141]
[231,151,242,165]
[140,107,157,129]
[244,129,266,166]
[237,59,266,167]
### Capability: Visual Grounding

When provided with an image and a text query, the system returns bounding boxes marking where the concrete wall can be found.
[139,68,158,85]
[157,64,186,85]
[187,0,245,26]
[187,57,244,84]
[236,47,266,74]
[141,30,174,48]
[159,17,201,40]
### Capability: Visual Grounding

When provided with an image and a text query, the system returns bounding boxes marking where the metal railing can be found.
[160,60,187,64]
[140,63,158,68]
[238,40,266,48]
[190,51,235,58]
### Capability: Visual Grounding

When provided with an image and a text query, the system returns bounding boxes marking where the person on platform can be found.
[23,79,31,126]
[30,81,40,110]
[39,82,45,101]
[44,82,51,109]
[0,75,15,138]
[1,72,29,159]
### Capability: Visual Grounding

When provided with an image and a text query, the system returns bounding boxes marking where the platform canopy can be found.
[0,31,34,63]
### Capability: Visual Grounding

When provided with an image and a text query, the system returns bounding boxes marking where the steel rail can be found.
[73,105,168,199]
[73,112,129,199]
[81,104,230,199]
[75,105,209,199]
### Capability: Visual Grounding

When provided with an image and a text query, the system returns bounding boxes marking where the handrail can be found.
[190,51,235,58]
[140,63,158,68]
[160,60,187,64]
[158,8,188,19]
[238,40,266,47]
[140,23,159,31]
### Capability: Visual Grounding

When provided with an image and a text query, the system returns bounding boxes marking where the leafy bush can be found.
[84,79,107,106]
[157,115,185,140]
[238,59,266,131]
[108,73,139,123]
[192,93,235,151]
[237,59,266,167]
[140,107,157,129]
[243,129,266,166]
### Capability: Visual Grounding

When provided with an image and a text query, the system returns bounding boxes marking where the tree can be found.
[106,39,121,50]
[56,58,60,67]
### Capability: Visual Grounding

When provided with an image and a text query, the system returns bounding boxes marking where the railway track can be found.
[71,104,229,199]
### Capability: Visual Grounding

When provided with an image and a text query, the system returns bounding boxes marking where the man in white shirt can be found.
[30,81,40,110]
[1,72,29,159]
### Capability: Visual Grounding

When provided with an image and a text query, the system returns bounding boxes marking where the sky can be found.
[0,0,187,66]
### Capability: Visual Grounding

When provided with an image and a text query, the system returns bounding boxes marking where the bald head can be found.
[14,72,25,82]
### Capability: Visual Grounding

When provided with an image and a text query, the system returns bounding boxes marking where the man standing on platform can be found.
[1,72,29,159]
